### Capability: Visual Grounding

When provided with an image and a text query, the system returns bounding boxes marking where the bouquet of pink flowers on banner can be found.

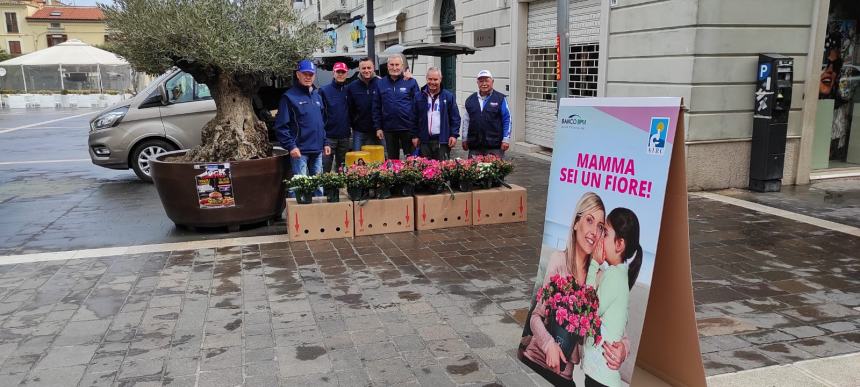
[536,274,602,349]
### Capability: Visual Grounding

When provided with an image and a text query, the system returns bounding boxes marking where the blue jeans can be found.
[291,152,323,196]
[353,131,383,151]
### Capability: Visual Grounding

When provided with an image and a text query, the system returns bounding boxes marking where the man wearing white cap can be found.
[462,70,511,158]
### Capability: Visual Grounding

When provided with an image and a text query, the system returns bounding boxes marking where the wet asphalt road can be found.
[0,108,284,256]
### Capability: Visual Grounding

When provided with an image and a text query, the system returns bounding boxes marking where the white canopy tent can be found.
[0,39,133,93]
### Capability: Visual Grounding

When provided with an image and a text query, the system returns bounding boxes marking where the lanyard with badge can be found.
[427,92,439,136]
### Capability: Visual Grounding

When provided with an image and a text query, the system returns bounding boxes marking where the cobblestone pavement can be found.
[718,177,860,229]
[0,154,858,385]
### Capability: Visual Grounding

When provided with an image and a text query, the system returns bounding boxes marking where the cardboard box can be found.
[286,195,354,241]
[471,184,527,225]
[414,192,472,230]
[354,196,414,236]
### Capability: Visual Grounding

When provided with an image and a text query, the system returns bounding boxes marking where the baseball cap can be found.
[333,62,348,72]
[297,59,316,74]
[476,70,493,79]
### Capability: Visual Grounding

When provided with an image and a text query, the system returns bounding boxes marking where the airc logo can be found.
[560,114,587,130]
[647,117,669,155]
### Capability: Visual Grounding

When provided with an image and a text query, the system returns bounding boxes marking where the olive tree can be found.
[101,0,323,161]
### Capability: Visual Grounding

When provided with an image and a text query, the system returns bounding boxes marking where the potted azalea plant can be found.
[419,159,449,194]
[475,159,498,189]
[492,157,515,187]
[101,0,323,230]
[285,175,318,204]
[344,164,373,201]
[452,158,480,192]
[394,161,422,196]
[535,274,602,358]
[318,172,345,203]
[373,162,398,199]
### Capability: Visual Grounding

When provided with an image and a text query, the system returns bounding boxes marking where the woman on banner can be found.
[519,192,630,385]
[582,208,643,387]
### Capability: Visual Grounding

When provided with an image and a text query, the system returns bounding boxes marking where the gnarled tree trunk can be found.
[181,73,272,162]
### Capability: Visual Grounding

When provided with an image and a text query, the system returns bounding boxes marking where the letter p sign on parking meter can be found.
[758,63,771,81]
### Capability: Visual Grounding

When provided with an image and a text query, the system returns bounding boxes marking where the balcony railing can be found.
[320,0,356,24]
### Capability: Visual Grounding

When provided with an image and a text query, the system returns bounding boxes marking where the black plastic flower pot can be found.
[296,190,314,204]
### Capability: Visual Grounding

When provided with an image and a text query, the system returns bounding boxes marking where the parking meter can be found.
[750,54,793,192]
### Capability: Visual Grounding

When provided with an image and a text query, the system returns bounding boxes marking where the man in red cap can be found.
[320,61,352,172]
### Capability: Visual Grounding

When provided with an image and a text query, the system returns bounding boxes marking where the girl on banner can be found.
[519,192,630,385]
[582,208,643,387]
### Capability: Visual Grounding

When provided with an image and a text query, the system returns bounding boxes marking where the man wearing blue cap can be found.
[275,60,331,182]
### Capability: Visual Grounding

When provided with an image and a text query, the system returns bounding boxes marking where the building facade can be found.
[303,0,857,189]
[1,1,106,56]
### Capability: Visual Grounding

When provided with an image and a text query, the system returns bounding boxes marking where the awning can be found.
[382,42,478,57]
[312,51,368,70]
[0,39,128,66]
[375,10,404,35]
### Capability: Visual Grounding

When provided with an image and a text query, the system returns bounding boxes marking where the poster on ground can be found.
[195,163,236,209]
[517,97,681,387]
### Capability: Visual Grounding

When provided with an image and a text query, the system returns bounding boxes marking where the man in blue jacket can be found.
[373,53,420,160]
[320,62,351,172]
[412,67,460,160]
[462,70,511,159]
[347,57,383,151]
[274,60,331,181]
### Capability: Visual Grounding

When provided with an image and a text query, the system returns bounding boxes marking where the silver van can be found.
[88,68,216,181]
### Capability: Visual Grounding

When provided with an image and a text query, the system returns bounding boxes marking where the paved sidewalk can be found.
[0,153,857,386]
[707,352,860,387]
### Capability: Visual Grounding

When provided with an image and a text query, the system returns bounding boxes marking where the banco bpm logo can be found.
[560,114,587,130]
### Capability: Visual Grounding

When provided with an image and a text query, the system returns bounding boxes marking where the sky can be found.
[62,0,112,6]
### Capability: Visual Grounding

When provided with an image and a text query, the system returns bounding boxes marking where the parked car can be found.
[88,68,284,182]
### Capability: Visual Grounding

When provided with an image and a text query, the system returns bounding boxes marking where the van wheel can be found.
[131,139,177,182]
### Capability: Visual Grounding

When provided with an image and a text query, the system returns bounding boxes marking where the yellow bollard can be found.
[345,151,370,166]
[361,145,385,163]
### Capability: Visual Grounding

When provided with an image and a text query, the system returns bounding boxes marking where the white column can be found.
[795,0,830,185]
[59,64,65,90]
[509,1,528,144]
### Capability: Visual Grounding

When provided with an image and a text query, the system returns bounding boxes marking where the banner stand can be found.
[633,106,706,386]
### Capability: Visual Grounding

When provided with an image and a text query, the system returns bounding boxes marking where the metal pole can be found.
[21,65,27,93]
[59,64,65,90]
[97,63,103,93]
[557,0,569,104]
[366,0,376,68]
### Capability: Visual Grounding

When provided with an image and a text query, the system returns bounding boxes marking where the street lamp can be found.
[366,0,375,68]
[556,0,569,103]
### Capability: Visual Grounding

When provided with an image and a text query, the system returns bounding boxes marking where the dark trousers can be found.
[468,148,505,159]
[384,131,414,160]
[324,137,351,173]
[585,375,607,387]
[419,138,451,160]
[353,131,382,151]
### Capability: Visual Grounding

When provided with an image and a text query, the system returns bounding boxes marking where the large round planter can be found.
[150,149,288,230]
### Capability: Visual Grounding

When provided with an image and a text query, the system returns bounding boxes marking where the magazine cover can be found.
[517,97,681,387]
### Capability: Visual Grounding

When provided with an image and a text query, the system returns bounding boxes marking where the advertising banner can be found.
[517,97,704,386]
[195,163,235,209]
